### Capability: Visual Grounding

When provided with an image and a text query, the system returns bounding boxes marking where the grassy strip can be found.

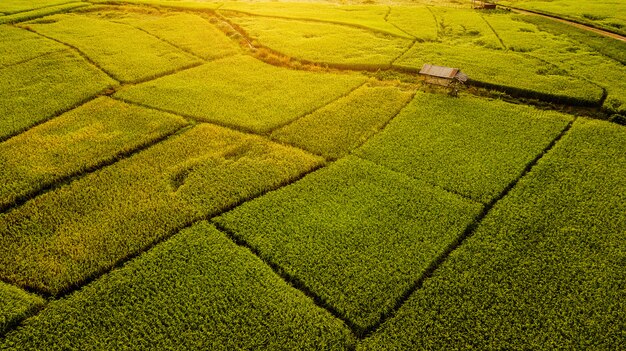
[23,13,200,82]
[115,55,367,133]
[214,157,482,334]
[91,0,222,11]
[220,2,410,39]
[500,0,626,37]
[359,118,626,350]
[0,281,44,335]
[0,50,117,141]
[0,97,188,212]
[1,221,355,350]
[272,85,413,159]
[386,6,437,41]
[0,25,65,68]
[357,92,573,203]
[394,42,604,106]
[86,9,241,60]
[0,2,89,24]
[224,13,413,67]
[0,124,323,295]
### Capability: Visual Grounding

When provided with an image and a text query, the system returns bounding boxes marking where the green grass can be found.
[359,118,626,350]
[272,84,413,159]
[0,24,65,68]
[0,2,90,25]
[0,50,117,140]
[0,221,355,350]
[225,13,413,68]
[0,97,188,211]
[23,13,201,82]
[220,2,410,38]
[115,55,367,133]
[386,6,437,41]
[0,124,322,295]
[87,9,241,60]
[500,0,626,36]
[0,282,44,335]
[214,157,482,333]
[357,92,573,203]
[394,42,604,105]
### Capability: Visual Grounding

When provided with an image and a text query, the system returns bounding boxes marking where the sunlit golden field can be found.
[0,0,624,349]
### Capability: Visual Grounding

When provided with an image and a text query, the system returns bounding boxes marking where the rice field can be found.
[1,0,624,349]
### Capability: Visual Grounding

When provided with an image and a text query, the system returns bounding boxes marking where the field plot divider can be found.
[343,89,419,160]
[110,96,262,137]
[35,159,328,303]
[359,117,577,340]
[0,57,209,145]
[0,124,193,215]
[354,156,483,206]
[390,39,418,66]
[0,290,46,339]
[0,86,107,144]
[218,9,412,40]
[211,218,360,337]
[425,6,439,40]
[383,6,417,41]
[109,20,207,62]
[111,96,329,163]
[0,48,66,72]
[1,1,82,16]
[16,25,121,84]
[266,82,369,135]
[480,15,506,50]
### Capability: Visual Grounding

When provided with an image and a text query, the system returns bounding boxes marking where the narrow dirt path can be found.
[509,7,626,42]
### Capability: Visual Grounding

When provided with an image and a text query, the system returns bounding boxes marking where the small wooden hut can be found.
[472,0,497,9]
[418,64,468,87]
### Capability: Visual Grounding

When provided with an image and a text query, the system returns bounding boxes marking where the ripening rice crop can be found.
[0,0,82,14]
[90,0,223,11]
[220,1,408,38]
[272,84,413,159]
[357,92,573,203]
[359,118,626,350]
[0,222,355,350]
[224,14,413,67]
[0,124,323,295]
[0,282,44,335]
[214,157,482,333]
[386,6,438,41]
[0,97,188,212]
[0,24,64,68]
[0,2,89,24]
[23,13,201,82]
[88,10,241,60]
[115,55,367,133]
[0,50,117,140]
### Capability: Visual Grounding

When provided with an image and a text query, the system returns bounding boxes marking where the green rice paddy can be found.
[1,0,624,349]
